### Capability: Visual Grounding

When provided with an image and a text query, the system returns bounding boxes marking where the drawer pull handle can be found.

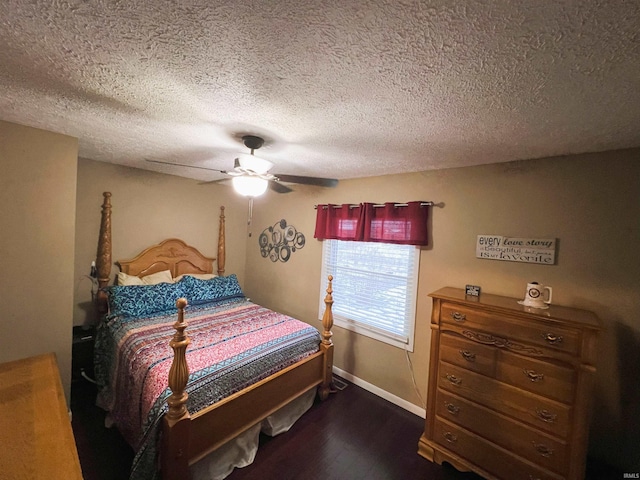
[459,350,476,362]
[451,312,466,322]
[533,442,554,457]
[541,333,563,345]
[445,402,460,415]
[443,431,458,443]
[446,374,462,386]
[535,408,557,423]
[523,369,545,382]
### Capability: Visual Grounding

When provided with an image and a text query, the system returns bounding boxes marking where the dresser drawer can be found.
[441,303,581,356]
[433,418,564,480]
[497,350,576,404]
[438,362,571,437]
[440,333,497,377]
[436,389,568,475]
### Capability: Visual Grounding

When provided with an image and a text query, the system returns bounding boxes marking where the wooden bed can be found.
[94,192,335,480]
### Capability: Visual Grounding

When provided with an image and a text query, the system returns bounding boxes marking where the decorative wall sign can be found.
[259,219,305,262]
[476,235,556,265]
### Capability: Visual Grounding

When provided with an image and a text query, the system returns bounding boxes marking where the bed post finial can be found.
[217,206,226,276]
[96,192,112,315]
[321,275,334,346]
[167,298,191,422]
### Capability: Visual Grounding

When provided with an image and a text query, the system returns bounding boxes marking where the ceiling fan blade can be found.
[145,158,227,173]
[198,178,231,185]
[273,174,338,188]
[269,180,294,194]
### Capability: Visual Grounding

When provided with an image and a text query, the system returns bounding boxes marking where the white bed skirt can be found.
[189,387,316,480]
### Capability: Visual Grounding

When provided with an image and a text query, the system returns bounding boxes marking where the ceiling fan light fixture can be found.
[232,176,268,197]
[235,153,273,174]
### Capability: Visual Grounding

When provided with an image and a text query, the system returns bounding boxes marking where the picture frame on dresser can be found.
[418,287,601,480]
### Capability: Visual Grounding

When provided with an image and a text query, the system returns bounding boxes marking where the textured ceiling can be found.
[1,0,639,182]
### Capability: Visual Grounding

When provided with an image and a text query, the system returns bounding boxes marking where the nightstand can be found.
[72,325,96,383]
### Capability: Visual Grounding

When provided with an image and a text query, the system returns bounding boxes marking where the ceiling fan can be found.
[146,135,338,196]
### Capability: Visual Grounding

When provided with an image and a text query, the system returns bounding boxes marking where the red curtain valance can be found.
[314,202,429,245]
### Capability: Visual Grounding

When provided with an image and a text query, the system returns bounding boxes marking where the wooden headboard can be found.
[117,238,215,278]
[94,192,226,314]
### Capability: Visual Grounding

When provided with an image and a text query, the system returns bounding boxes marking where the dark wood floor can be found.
[71,377,620,480]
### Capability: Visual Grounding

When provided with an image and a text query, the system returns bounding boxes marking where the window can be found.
[319,239,420,351]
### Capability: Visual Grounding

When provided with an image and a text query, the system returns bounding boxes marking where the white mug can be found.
[522,282,553,308]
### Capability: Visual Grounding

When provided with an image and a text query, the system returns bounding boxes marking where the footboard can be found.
[161,276,335,480]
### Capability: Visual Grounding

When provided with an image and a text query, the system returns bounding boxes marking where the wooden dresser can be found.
[0,353,83,480]
[418,287,600,480]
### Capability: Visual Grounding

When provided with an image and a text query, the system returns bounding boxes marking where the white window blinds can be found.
[319,239,420,350]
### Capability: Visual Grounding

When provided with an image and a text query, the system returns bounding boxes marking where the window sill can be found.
[330,318,414,352]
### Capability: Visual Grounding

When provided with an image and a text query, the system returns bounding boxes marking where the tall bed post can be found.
[318,275,335,400]
[217,206,226,276]
[96,192,112,315]
[161,206,226,479]
[162,298,192,479]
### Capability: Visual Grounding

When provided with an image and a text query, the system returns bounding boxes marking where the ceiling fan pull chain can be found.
[247,197,254,237]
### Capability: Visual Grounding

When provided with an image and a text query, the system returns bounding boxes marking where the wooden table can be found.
[0,353,83,480]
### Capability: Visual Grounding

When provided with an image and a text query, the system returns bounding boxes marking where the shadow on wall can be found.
[342,329,358,375]
[77,300,99,327]
[591,317,640,472]
[615,322,640,471]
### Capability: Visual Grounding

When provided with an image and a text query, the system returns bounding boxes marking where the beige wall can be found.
[0,120,78,400]
[243,149,640,471]
[73,159,249,327]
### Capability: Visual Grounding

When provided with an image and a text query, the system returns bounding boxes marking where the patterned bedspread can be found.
[94,297,321,480]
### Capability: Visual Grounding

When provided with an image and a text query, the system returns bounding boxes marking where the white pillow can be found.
[117,270,174,286]
[174,273,217,282]
[117,271,144,286]
[141,270,174,285]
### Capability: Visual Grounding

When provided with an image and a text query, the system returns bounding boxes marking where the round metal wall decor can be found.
[259,219,305,262]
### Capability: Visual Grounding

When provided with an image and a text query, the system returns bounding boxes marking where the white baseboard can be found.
[333,366,426,419]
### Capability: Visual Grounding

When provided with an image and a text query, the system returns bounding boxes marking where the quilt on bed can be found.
[94,296,321,480]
